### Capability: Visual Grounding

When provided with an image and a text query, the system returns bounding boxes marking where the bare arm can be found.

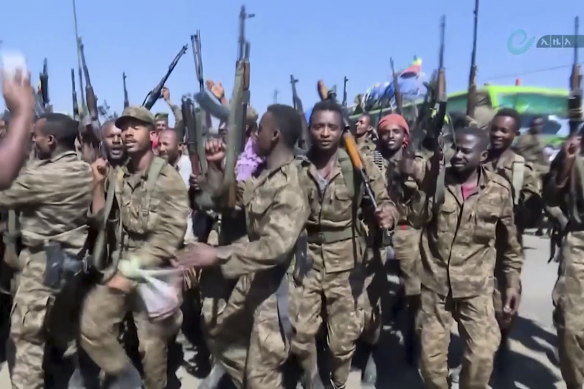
[0,73,34,189]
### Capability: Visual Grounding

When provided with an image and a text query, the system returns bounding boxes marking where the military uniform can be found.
[409,167,522,389]
[291,149,396,388]
[0,151,93,389]
[543,153,584,388]
[204,157,309,388]
[80,156,189,389]
[484,148,541,332]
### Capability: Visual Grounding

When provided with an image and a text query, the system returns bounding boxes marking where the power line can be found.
[486,64,571,81]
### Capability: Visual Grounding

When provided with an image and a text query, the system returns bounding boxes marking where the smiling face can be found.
[378,123,406,152]
[490,115,518,152]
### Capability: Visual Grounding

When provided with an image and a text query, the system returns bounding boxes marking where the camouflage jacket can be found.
[0,151,92,255]
[298,148,397,273]
[514,132,548,175]
[543,153,584,221]
[90,157,189,268]
[409,167,523,298]
[484,148,542,231]
[216,156,309,280]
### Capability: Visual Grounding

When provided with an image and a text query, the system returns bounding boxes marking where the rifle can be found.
[222,5,253,206]
[189,32,209,176]
[123,72,129,109]
[142,45,188,110]
[390,58,402,115]
[79,39,99,127]
[342,76,349,107]
[569,16,582,135]
[290,74,309,149]
[71,69,80,120]
[39,58,51,112]
[430,16,448,214]
[466,0,479,118]
[191,32,204,92]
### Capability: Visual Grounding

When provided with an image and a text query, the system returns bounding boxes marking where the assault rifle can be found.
[466,0,479,118]
[142,45,188,110]
[342,76,348,107]
[79,39,99,129]
[71,69,80,120]
[189,32,208,175]
[290,74,309,149]
[569,16,582,135]
[39,58,51,113]
[123,72,129,108]
[390,58,402,114]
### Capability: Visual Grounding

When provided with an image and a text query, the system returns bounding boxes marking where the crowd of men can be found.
[0,65,583,389]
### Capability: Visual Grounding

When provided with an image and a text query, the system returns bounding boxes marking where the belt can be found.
[306,227,354,244]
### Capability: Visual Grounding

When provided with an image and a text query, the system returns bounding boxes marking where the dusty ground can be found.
[0,234,569,388]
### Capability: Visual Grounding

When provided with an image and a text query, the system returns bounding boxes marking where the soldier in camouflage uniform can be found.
[179,104,309,388]
[543,135,584,389]
[291,100,397,389]
[409,127,523,389]
[483,108,542,349]
[100,120,126,166]
[80,106,189,389]
[0,113,93,389]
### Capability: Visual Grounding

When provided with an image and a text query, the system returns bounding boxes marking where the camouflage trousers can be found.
[393,225,422,297]
[419,287,500,389]
[291,266,364,388]
[493,276,522,335]
[79,283,181,389]
[201,274,289,389]
[552,231,584,388]
[359,247,390,345]
[9,250,57,389]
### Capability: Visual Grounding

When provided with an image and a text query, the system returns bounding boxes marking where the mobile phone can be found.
[0,51,29,81]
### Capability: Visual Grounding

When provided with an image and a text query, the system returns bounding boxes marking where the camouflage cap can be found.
[115,106,155,127]
[154,112,169,121]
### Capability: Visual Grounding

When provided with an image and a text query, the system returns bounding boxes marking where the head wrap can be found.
[377,113,410,148]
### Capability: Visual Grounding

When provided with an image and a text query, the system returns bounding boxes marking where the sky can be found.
[0,0,582,125]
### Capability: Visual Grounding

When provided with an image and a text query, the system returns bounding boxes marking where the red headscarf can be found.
[377,113,410,148]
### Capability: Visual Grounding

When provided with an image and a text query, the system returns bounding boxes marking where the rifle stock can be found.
[142,45,188,110]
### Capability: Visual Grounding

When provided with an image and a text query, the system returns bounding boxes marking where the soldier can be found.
[79,106,189,389]
[291,100,397,389]
[543,135,584,389]
[158,128,192,188]
[354,114,376,157]
[515,116,547,174]
[0,70,35,190]
[100,120,126,166]
[151,87,183,149]
[410,127,522,388]
[0,113,93,389]
[483,108,542,350]
[179,104,309,388]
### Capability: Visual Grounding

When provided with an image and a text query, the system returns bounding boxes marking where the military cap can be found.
[154,112,169,122]
[115,106,155,128]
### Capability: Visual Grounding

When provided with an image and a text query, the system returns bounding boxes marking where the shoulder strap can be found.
[144,157,167,211]
[511,154,525,206]
[337,148,357,198]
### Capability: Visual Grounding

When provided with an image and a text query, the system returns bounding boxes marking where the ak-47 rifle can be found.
[569,16,582,135]
[39,58,51,113]
[79,39,99,129]
[390,58,402,115]
[142,45,188,110]
[188,31,209,176]
[123,72,129,109]
[430,16,448,213]
[290,74,309,149]
[71,69,80,120]
[222,5,254,207]
[342,76,349,107]
[466,0,479,118]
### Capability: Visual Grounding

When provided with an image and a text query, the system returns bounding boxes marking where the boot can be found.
[199,362,226,389]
